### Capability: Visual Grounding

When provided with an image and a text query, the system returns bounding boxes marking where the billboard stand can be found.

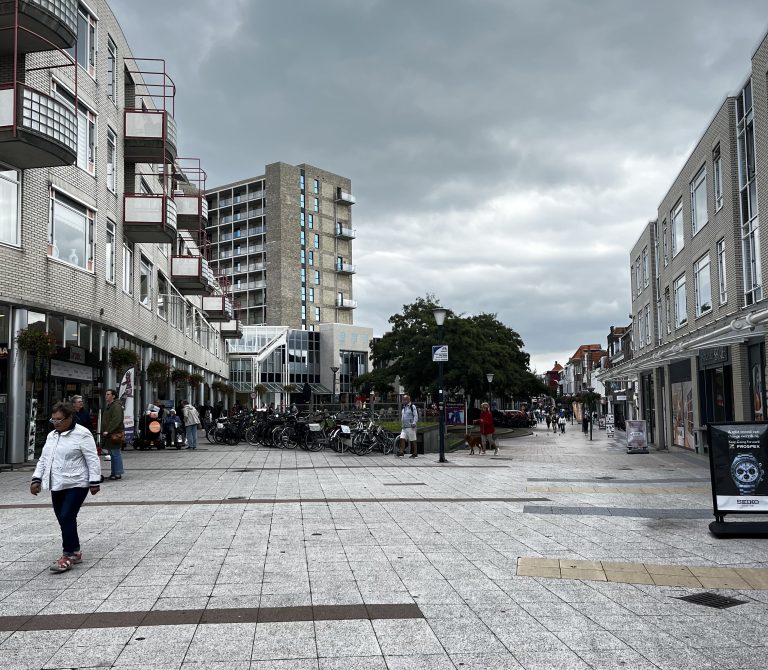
[708,422,768,538]
[626,419,649,454]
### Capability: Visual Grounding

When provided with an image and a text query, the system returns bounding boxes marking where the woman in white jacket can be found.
[31,401,101,572]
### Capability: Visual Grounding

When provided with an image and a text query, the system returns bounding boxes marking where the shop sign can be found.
[605,413,615,437]
[700,346,730,369]
[709,423,768,513]
[615,394,627,401]
[69,346,85,364]
[50,360,92,382]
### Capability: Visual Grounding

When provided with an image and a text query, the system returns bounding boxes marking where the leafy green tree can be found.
[357,295,547,406]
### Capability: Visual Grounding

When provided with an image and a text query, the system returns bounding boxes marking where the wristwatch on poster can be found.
[730,453,764,496]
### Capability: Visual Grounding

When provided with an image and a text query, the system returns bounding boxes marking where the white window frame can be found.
[713,146,723,212]
[106,36,117,104]
[0,164,20,247]
[674,274,687,328]
[139,255,153,309]
[671,201,684,256]
[694,253,712,318]
[637,310,644,349]
[106,127,116,192]
[664,287,672,334]
[122,244,133,295]
[69,4,97,79]
[105,219,115,283]
[644,304,651,345]
[662,220,668,267]
[50,190,94,272]
[691,167,707,236]
[52,80,96,176]
[642,247,649,287]
[717,238,727,305]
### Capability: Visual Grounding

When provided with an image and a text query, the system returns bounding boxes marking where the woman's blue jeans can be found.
[51,487,89,554]
[109,446,124,476]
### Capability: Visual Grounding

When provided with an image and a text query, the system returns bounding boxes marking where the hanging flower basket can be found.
[283,383,297,394]
[15,328,57,359]
[146,361,171,386]
[110,347,140,371]
[188,372,205,386]
[211,380,227,393]
[253,383,268,397]
[225,383,235,394]
[171,368,189,384]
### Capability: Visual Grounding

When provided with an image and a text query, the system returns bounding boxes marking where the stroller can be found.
[132,405,166,450]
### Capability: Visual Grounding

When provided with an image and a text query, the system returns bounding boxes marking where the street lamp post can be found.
[587,385,595,441]
[432,307,448,463]
[330,366,339,405]
[486,372,494,406]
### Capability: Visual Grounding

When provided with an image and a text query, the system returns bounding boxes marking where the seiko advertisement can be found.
[709,423,768,513]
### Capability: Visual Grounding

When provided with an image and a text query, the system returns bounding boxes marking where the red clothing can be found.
[478,409,495,435]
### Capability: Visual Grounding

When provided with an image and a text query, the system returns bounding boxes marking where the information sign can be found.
[605,413,615,438]
[626,419,649,454]
[709,423,768,513]
[432,345,448,362]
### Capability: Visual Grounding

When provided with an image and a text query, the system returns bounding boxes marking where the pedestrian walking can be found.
[101,389,125,480]
[545,413,551,430]
[559,414,566,433]
[478,402,498,455]
[552,414,558,434]
[71,395,91,430]
[397,394,419,458]
[31,401,101,572]
[181,400,201,450]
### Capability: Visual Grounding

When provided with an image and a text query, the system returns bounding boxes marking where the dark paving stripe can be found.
[123,464,511,471]
[526,477,709,484]
[523,505,711,519]
[0,603,424,632]
[382,482,427,486]
[0,496,550,510]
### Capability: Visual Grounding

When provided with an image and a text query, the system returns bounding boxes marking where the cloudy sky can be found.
[110,0,768,374]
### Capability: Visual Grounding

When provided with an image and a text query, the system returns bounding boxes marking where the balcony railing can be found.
[335,223,355,239]
[336,262,356,274]
[336,296,357,309]
[171,255,216,295]
[175,194,208,230]
[123,109,177,163]
[123,194,177,243]
[0,83,76,168]
[220,319,243,339]
[335,188,356,205]
[0,0,77,53]
[202,295,233,322]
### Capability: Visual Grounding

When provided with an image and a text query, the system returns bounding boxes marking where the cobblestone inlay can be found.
[517,557,768,589]
[0,496,550,510]
[527,484,710,494]
[523,505,711,518]
[0,603,424,632]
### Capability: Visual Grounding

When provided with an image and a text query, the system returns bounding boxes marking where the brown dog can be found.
[464,434,484,454]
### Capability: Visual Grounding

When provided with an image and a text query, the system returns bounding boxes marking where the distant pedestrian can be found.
[397,394,419,458]
[31,401,101,572]
[70,395,91,431]
[582,413,589,434]
[552,414,558,434]
[545,413,551,430]
[181,400,201,450]
[478,402,498,455]
[559,414,566,433]
[101,389,125,480]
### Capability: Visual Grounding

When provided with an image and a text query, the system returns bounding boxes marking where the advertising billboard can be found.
[709,423,768,514]
[626,419,649,453]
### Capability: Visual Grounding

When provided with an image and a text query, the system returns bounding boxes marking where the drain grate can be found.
[675,592,749,609]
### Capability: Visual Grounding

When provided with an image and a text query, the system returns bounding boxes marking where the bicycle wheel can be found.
[245,425,260,446]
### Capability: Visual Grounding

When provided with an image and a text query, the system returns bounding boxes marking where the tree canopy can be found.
[357,295,548,403]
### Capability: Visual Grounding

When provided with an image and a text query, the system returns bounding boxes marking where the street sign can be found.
[432,345,448,362]
[250,392,257,399]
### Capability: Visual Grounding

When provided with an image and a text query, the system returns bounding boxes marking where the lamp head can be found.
[432,307,448,326]
[330,366,339,373]
[486,373,494,383]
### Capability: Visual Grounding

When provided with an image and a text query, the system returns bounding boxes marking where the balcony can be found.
[220,319,243,339]
[202,295,233,322]
[336,296,357,309]
[335,222,355,240]
[0,84,76,168]
[336,262,356,275]
[175,193,208,230]
[0,0,77,54]
[171,255,216,295]
[123,194,177,244]
[123,109,177,163]
[335,187,356,205]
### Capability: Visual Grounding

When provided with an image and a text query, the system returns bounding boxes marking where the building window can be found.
[139,256,153,309]
[300,174,305,191]
[300,212,305,228]
[309,287,314,303]
[308,250,314,266]
[655,300,663,345]
[691,167,707,236]
[67,5,97,78]
[738,80,761,305]
[314,197,319,212]
[301,304,307,321]
[313,178,319,194]
[314,234,319,249]
[122,244,133,295]
[0,164,20,246]
[642,247,649,287]
[314,271,320,285]
[671,201,683,256]
[713,145,723,211]
[105,219,115,283]
[300,230,305,246]
[52,82,96,175]
[674,274,687,328]
[157,273,168,320]
[644,304,651,345]
[315,306,320,321]
[694,254,712,317]
[664,286,672,334]
[106,37,117,103]
[308,214,313,229]
[300,249,306,264]
[634,259,641,296]
[300,268,306,283]
[637,310,644,349]
[717,238,727,305]
[662,220,668,266]
[300,193,305,208]
[50,191,94,270]
[106,128,116,192]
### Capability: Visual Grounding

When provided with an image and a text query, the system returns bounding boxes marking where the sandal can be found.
[50,555,73,573]
[107,475,122,480]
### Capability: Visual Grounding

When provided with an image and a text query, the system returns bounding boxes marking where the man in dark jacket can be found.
[101,389,125,480]
[71,395,91,431]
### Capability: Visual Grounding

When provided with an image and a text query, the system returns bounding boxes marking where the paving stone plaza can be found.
[1,423,768,670]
